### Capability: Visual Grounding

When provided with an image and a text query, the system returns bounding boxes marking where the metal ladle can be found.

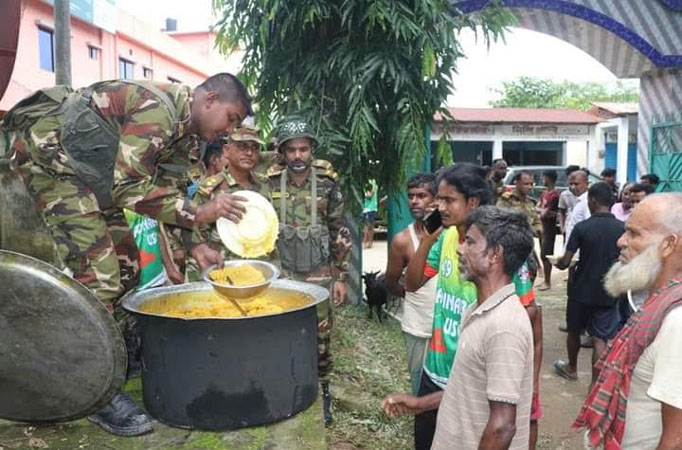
[220,274,248,317]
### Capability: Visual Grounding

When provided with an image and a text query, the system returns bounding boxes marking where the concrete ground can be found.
[361,238,595,449]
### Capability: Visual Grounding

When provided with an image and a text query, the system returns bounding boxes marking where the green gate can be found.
[649,115,682,192]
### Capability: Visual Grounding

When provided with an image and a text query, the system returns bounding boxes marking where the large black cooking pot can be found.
[121,280,328,430]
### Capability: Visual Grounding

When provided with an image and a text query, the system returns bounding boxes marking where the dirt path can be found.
[533,270,593,449]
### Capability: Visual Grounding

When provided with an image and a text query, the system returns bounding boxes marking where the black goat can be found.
[362,271,388,322]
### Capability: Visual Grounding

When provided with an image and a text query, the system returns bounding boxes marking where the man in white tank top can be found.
[385,173,438,395]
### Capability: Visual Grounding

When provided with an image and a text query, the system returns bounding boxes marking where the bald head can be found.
[635,193,682,235]
[568,170,588,196]
[608,192,682,295]
[573,170,588,182]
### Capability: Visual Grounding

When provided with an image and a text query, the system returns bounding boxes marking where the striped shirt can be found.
[431,283,534,450]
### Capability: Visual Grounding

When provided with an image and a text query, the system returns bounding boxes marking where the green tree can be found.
[213,0,514,208]
[491,76,638,111]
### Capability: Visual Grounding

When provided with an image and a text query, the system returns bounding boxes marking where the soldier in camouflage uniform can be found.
[267,120,352,426]
[184,126,277,279]
[497,169,542,280]
[488,158,508,204]
[497,169,542,237]
[0,74,252,436]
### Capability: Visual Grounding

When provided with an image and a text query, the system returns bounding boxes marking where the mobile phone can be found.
[423,210,442,234]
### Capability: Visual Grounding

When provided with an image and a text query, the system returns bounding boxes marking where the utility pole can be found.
[54,0,72,86]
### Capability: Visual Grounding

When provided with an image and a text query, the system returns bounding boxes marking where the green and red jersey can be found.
[423,226,535,388]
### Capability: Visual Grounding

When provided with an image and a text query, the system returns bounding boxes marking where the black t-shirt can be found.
[566,212,625,306]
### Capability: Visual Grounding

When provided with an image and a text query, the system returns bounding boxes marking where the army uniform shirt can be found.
[9,80,200,229]
[489,177,505,204]
[4,80,201,306]
[267,161,351,283]
[187,168,276,263]
[497,189,542,237]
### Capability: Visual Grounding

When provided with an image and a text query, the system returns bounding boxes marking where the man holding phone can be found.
[384,173,438,395]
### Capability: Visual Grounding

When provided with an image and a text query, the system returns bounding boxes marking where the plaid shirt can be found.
[573,278,682,449]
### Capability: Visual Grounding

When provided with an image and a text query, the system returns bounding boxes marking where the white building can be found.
[431,107,603,171]
[590,102,639,187]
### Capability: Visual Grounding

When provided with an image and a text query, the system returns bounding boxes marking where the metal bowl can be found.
[202,260,280,299]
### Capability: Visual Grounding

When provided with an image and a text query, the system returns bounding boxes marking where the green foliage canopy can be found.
[491,76,639,111]
[212,0,514,208]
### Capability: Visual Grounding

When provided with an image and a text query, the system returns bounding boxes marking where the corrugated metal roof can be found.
[591,102,639,115]
[434,107,603,124]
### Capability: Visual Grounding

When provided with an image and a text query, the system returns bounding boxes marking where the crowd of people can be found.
[379,161,682,449]
[1,68,680,449]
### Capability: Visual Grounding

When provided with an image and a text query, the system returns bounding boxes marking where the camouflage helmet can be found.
[276,120,319,151]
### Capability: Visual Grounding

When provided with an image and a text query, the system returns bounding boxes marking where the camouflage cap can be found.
[226,126,265,145]
[276,120,319,150]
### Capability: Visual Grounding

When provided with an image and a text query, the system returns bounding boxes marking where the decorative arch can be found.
[452,0,682,77]
[452,0,682,183]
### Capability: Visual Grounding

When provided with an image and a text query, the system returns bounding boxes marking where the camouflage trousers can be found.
[14,161,140,312]
[281,269,334,381]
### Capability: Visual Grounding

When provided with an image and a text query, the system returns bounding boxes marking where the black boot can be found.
[322,381,332,427]
[88,392,153,436]
[123,318,142,379]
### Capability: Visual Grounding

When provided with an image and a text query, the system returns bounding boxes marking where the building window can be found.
[119,58,134,79]
[167,76,181,84]
[143,67,153,80]
[38,28,54,72]
[88,46,100,60]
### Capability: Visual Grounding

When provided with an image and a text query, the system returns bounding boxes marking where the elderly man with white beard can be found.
[573,192,682,450]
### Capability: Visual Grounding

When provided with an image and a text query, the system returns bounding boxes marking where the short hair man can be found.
[575,193,682,449]
[363,178,379,248]
[2,73,252,435]
[431,206,535,450]
[202,139,231,178]
[488,158,508,204]
[601,167,618,194]
[630,182,655,207]
[384,172,437,395]
[564,169,591,245]
[640,173,660,187]
[558,165,581,235]
[497,170,542,238]
[553,182,624,382]
[381,164,540,450]
[537,169,560,291]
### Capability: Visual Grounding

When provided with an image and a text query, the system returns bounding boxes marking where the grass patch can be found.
[329,304,413,450]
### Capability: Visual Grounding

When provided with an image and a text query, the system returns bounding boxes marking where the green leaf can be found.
[212,0,514,211]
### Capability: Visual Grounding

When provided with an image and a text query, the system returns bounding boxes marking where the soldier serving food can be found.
[267,119,352,425]
[0,73,251,436]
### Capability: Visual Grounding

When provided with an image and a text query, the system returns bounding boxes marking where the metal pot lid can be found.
[0,250,126,422]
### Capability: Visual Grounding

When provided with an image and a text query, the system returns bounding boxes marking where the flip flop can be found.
[537,284,551,291]
[554,359,577,380]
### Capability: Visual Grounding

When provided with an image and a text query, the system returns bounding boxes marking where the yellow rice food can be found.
[209,263,266,286]
[160,297,284,318]
[139,288,312,319]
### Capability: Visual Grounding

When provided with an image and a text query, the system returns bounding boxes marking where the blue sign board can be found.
[44,0,117,33]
